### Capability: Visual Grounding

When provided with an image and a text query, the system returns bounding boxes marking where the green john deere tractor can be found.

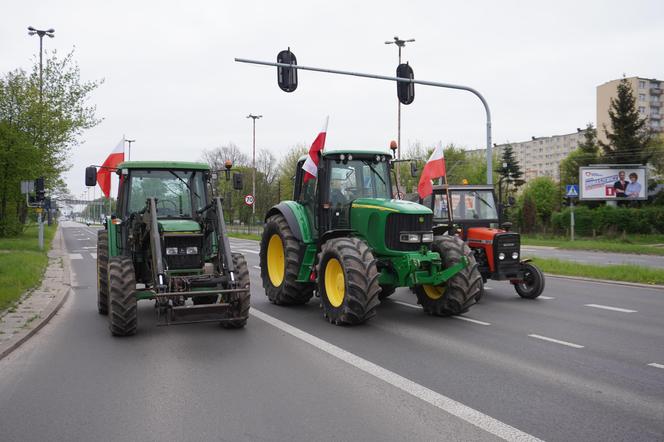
[85,161,250,336]
[259,149,482,325]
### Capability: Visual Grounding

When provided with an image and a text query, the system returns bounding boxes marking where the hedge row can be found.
[551,206,664,236]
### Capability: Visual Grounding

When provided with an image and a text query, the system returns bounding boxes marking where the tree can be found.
[560,123,599,186]
[276,144,308,201]
[599,77,652,164]
[519,177,559,231]
[201,142,248,171]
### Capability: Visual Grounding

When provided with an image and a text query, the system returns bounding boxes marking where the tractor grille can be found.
[163,235,203,270]
[493,232,520,265]
[385,213,433,251]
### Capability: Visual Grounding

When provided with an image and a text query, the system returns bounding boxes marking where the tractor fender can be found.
[265,202,313,243]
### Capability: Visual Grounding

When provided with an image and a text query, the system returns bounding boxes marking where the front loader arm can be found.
[214,197,236,280]
[145,198,166,290]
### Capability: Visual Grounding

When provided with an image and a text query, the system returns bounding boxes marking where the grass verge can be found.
[0,223,57,312]
[522,235,664,256]
[530,257,664,285]
[228,232,261,241]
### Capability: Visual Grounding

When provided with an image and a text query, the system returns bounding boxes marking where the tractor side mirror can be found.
[396,63,414,105]
[85,166,97,187]
[232,172,244,190]
[277,49,298,93]
[410,161,418,178]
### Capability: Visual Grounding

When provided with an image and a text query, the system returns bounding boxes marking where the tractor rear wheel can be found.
[513,263,545,299]
[108,256,138,336]
[260,214,314,305]
[317,237,380,325]
[415,236,482,316]
[221,253,251,329]
[97,230,109,315]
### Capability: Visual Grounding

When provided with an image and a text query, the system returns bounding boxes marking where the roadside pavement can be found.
[521,244,664,269]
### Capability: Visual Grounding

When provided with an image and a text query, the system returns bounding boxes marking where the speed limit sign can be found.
[244,194,254,206]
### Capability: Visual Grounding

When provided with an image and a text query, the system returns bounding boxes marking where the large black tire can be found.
[415,236,482,316]
[221,253,251,329]
[97,230,109,315]
[317,237,380,325]
[108,256,138,336]
[378,285,396,301]
[513,262,545,299]
[260,214,314,305]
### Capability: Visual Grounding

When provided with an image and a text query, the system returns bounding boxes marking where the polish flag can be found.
[302,117,329,182]
[97,139,125,198]
[417,145,447,199]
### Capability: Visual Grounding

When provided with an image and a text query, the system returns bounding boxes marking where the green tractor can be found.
[85,161,250,336]
[259,149,482,325]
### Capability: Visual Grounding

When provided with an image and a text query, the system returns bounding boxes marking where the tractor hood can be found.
[351,198,432,215]
[157,219,201,233]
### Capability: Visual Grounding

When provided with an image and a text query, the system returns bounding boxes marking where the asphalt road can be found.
[521,245,664,269]
[1,222,663,441]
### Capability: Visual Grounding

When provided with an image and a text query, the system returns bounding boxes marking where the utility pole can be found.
[28,26,55,101]
[126,138,136,161]
[246,114,262,224]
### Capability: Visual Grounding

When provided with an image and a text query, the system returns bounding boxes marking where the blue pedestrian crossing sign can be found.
[566,185,579,198]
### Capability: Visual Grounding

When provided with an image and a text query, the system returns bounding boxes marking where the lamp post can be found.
[385,36,415,162]
[246,114,262,223]
[126,139,135,160]
[27,26,55,101]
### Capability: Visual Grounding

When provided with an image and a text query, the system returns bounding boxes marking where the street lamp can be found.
[246,114,262,221]
[27,26,55,101]
[125,139,136,160]
[385,36,415,162]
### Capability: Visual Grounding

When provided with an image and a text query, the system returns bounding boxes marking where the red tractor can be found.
[421,184,545,300]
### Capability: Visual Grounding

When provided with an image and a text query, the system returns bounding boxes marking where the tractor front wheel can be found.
[415,236,482,316]
[108,256,138,336]
[97,230,109,315]
[317,237,380,325]
[221,253,251,329]
[513,263,545,299]
[260,214,314,305]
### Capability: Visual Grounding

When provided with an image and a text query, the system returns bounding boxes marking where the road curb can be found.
[544,273,664,290]
[0,226,72,361]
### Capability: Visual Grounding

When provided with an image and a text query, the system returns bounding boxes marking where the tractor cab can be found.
[423,184,545,300]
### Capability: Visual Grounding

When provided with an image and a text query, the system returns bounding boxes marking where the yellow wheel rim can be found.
[267,234,285,287]
[423,284,445,300]
[324,258,345,308]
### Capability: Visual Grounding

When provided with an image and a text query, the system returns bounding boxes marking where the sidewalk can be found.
[0,226,71,360]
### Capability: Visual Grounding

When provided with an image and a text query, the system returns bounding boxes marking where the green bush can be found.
[551,205,664,236]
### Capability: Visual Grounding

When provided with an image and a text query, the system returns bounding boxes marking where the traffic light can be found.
[277,48,298,92]
[396,63,415,105]
[232,172,244,190]
[35,177,45,202]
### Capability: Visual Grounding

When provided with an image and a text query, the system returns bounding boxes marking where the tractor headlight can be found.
[166,247,178,255]
[512,252,519,260]
[421,233,434,243]
[186,246,198,255]
[498,252,505,260]
[400,233,421,243]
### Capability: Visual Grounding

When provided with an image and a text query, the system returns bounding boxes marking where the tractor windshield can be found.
[128,170,206,217]
[329,159,391,203]
[432,190,498,221]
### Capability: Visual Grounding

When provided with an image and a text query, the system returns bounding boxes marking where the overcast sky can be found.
[2,0,663,198]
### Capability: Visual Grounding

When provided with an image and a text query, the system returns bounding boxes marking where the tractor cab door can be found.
[294,160,319,239]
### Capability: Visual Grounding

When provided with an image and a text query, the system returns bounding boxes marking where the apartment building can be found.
[597,76,662,143]
[467,129,587,182]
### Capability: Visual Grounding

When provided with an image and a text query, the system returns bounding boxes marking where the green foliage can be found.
[529,257,664,285]
[551,205,664,236]
[520,193,537,233]
[518,177,559,230]
[0,50,102,236]
[599,77,651,164]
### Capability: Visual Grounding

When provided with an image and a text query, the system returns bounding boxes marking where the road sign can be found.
[244,194,254,206]
[565,185,579,198]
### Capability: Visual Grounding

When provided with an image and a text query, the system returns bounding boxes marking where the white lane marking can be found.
[452,316,492,326]
[483,286,493,290]
[252,266,261,270]
[584,304,637,313]
[76,238,89,241]
[647,363,664,369]
[69,253,83,260]
[538,296,555,300]
[250,308,541,442]
[91,253,97,259]
[81,246,96,249]
[238,249,259,255]
[528,334,584,349]
[392,301,491,325]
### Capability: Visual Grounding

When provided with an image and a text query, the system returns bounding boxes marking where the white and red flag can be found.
[417,145,447,199]
[97,138,125,198]
[302,116,329,182]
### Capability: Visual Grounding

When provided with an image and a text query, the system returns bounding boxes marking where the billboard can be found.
[579,166,647,200]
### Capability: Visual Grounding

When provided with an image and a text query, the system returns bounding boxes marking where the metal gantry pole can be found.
[235,58,493,184]
[126,139,135,161]
[247,114,262,221]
